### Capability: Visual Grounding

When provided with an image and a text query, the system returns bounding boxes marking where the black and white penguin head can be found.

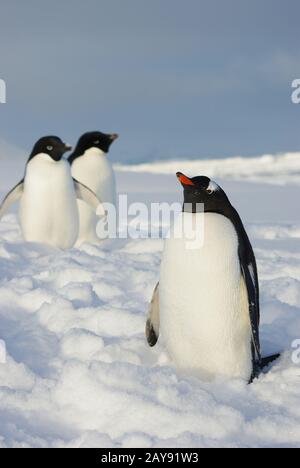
[176,172,230,213]
[28,136,72,163]
[73,131,119,156]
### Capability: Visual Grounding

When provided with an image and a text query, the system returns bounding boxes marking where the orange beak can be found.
[176,172,195,186]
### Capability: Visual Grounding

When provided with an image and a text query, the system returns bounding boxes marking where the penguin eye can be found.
[207,189,213,195]
[46,146,53,151]
[93,140,100,145]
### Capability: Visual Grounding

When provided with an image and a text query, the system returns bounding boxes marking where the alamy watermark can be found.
[0,78,6,103]
[291,339,300,365]
[0,339,6,364]
[96,195,205,249]
[291,79,300,104]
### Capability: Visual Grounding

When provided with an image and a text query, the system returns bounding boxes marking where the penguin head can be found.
[176,172,230,213]
[73,131,119,156]
[28,136,72,163]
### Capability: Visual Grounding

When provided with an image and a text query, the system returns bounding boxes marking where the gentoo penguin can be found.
[68,131,119,245]
[0,136,101,249]
[146,173,279,383]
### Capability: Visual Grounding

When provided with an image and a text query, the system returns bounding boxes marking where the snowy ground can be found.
[0,152,300,448]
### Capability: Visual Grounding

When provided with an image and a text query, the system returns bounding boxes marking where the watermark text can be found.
[292,339,300,364]
[0,339,6,364]
[291,79,300,104]
[96,195,205,249]
[0,79,6,104]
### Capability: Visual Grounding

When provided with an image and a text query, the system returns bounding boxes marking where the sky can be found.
[0,0,300,163]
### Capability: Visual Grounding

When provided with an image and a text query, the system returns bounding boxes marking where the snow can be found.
[0,151,300,448]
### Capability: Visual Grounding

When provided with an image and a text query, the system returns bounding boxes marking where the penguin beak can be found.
[176,172,195,187]
[64,144,72,152]
[109,133,119,141]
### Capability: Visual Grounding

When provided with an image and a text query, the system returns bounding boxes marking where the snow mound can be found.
[116,152,300,186]
[0,204,299,447]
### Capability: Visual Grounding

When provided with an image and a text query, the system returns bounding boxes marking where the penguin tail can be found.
[249,353,281,384]
[260,353,281,369]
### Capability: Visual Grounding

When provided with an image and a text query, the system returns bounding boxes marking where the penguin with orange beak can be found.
[146,172,280,383]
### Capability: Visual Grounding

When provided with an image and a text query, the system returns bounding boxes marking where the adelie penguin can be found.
[68,131,119,245]
[0,136,102,249]
[146,173,280,383]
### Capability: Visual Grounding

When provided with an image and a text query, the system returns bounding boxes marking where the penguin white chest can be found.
[71,148,116,244]
[71,148,116,204]
[20,155,79,249]
[159,212,252,381]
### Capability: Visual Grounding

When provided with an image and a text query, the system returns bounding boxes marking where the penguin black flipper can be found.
[231,208,261,364]
[73,178,103,211]
[240,257,261,364]
[0,179,24,220]
[146,283,160,347]
[235,212,282,380]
